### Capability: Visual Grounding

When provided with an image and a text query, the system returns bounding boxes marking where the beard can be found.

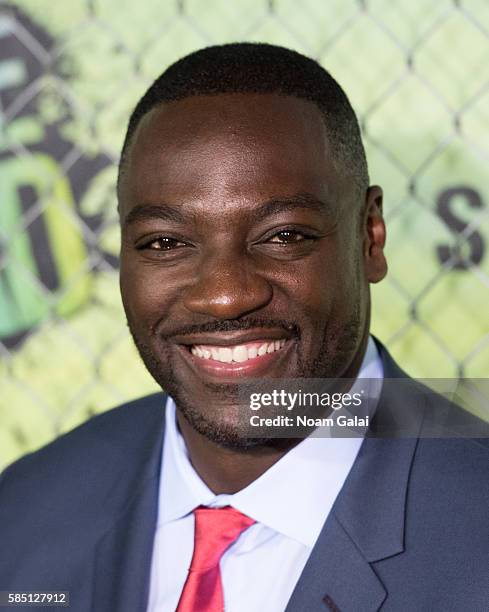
[126,299,365,452]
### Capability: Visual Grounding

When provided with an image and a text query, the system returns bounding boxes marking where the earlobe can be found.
[364,186,388,283]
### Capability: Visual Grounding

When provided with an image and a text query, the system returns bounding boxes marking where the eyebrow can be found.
[252,193,334,222]
[123,192,333,227]
[123,204,185,226]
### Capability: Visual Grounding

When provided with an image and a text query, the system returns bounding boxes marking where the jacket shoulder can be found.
[0,392,166,520]
[0,393,166,588]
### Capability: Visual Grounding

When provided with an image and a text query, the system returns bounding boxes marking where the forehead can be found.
[120,93,345,213]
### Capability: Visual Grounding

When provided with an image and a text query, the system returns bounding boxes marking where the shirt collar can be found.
[158,336,383,547]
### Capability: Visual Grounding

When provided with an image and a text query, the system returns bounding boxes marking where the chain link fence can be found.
[1,0,488,468]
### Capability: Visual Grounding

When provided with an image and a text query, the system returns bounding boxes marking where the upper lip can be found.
[173,328,294,347]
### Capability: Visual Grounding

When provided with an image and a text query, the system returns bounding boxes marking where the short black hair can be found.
[118,42,369,195]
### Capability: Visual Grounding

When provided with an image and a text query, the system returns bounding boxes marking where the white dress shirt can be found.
[147,337,383,612]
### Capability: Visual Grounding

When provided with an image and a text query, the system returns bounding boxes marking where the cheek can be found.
[293,246,344,303]
[270,261,334,336]
[279,247,360,329]
[120,258,169,330]
[121,256,199,343]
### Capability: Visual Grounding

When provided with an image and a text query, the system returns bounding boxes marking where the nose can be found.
[183,251,273,319]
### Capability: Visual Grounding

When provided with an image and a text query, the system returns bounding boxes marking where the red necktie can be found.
[176,506,255,612]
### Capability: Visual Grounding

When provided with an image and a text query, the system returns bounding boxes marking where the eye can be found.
[139,236,187,251]
[267,230,313,244]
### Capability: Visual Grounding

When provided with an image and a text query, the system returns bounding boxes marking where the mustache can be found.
[159,317,300,340]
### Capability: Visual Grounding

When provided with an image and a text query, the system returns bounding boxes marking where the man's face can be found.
[119,93,386,448]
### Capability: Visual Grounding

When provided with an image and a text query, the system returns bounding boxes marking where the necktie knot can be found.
[190,505,256,571]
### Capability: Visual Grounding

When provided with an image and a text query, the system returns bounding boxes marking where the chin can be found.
[181,406,267,450]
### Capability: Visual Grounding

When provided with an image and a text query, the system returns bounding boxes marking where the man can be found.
[0,43,488,612]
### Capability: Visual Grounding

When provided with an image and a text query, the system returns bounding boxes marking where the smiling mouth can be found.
[190,339,287,363]
[176,333,294,380]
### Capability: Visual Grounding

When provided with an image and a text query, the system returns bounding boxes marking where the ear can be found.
[363,185,387,283]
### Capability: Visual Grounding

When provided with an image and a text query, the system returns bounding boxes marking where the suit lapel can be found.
[286,341,424,611]
[91,393,167,612]
[284,511,387,612]
[92,472,161,612]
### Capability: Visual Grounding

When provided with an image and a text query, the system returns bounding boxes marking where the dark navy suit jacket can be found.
[1,344,488,611]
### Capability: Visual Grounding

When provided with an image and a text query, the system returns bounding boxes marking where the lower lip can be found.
[177,341,294,380]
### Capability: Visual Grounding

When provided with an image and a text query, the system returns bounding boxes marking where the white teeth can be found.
[258,344,268,356]
[191,340,287,363]
[233,346,248,362]
[248,346,258,359]
[219,347,233,363]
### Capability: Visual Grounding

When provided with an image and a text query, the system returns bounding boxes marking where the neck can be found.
[176,411,297,494]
